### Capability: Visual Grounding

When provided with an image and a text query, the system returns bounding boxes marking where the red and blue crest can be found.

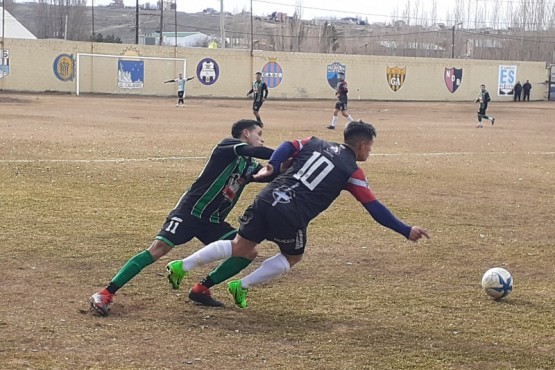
[444,67,463,93]
[261,59,283,88]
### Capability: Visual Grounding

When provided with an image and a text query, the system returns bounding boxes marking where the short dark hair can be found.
[338,72,345,76]
[231,119,263,138]
[343,120,376,146]
[255,72,262,75]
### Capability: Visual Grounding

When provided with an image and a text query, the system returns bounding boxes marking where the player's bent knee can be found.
[147,240,172,260]
[244,249,258,260]
[284,253,303,267]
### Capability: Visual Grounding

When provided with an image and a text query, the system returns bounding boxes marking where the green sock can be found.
[110,250,155,292]
[208,256,252,285]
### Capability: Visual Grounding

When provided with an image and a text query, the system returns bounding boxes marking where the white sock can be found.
[241,253,291,288]
[181,240,232,271]
[347,115,354,122]
[330,116,338,127]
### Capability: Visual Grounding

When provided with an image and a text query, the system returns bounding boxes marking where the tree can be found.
[34,0,88,40]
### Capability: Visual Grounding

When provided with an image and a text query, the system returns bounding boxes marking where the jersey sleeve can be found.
[213,139,247,159]
[345,168,376,203]
[235,145,274,159]
[290,137,313,156]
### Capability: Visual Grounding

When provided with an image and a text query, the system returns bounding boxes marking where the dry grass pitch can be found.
[0,92,554,369]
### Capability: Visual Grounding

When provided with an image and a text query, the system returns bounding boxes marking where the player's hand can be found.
[408,226,429,242]
[279,157,294,173]
[253,164,275,181]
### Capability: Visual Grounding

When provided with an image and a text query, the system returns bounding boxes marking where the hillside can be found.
[8,3,232,44]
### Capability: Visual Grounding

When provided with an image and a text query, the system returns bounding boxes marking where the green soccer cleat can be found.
[166,260,188,289]
[227,280,249,309]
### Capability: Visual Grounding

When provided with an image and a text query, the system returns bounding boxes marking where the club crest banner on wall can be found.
[444,67,463,93]
[53,54,75,82]
[261,58,283,88]
[498,65,517,96]
[118,59,144,89]
[327,62,346,89]
[0,49,10,79]
[386,66,406,92]
[196,58,219,86]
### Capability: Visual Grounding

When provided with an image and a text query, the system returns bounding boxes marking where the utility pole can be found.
[91,0,95,40]
[1,0,4,79]
[159,0,164,46]
[174,0,177,47]
[451,22,463,59]
[135,0,139,44]
[250,0,253,56]
[220,0,225,49]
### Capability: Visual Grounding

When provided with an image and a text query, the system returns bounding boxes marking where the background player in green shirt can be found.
[247,72,269,124]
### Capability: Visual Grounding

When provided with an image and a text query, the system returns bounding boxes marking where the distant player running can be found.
[247,72,268,124]
[327,72,354,130]
[165,73,194,107]
[475,84,495,128]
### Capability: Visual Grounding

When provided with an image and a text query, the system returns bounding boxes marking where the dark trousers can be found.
[523,91,530,101]
[514,92,521,101]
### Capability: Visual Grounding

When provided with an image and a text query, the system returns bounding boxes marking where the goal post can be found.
[76,53,186,96]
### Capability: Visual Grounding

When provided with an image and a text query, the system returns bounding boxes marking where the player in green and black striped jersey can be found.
[90,119,273,315]
[246,72,269,124]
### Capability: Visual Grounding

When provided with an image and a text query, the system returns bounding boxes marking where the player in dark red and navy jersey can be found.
[90,119,273,316]
[167,120,429,309]
[327,72,354,130]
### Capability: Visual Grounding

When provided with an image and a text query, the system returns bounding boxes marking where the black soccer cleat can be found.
[188,285,225,307]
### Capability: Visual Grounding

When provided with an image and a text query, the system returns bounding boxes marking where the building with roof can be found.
[140,32,212,47]
[0,7,36,39]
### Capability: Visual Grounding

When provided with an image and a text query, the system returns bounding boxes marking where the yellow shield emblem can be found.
[386,66,406,92]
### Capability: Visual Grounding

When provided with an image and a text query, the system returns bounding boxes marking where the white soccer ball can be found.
[481,267,513,300]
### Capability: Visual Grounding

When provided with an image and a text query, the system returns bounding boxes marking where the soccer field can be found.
[1,92,554,369]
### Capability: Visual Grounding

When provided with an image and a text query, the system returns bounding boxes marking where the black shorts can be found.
[238,198,307,256]
[478,107,487,115]
[156,210,236,247]
[253,100,264,112]
[335,101,347,111]
[178,91,184,98]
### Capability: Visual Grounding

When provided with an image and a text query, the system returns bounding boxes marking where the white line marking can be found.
[0,152,553,164]
[0,156,207,163]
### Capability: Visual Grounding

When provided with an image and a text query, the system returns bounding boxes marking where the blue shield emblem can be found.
[444,67,463,93]
[327,62,346,89]
[261,61,283,88]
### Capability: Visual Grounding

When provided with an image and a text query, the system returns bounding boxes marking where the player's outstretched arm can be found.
[186,76,195,81]
[236,145,274,160]
[345,169,429,241]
